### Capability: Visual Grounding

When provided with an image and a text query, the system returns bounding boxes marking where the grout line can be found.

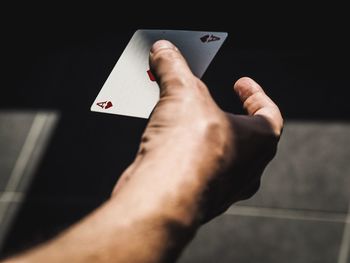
[337,204,350,263]
[2,113,49,192]
[0,112,53,244]
[0,192,24,203]
[225,205,348,223]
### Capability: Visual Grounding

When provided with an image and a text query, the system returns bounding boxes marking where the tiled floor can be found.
[179,214,345,263]
[240,122,350,213]
[0,114,350,262]
[178,122,350,263]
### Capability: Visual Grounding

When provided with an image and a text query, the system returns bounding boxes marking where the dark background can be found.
[1,2,349,259]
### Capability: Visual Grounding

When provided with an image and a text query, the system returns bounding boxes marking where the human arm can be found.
[4,40,283,263]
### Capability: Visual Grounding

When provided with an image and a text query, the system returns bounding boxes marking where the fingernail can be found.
[150,40,177,55]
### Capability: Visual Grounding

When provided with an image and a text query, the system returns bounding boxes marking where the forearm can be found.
[4,154,201,263]
[5,195,197,263]
[3,40,283,263]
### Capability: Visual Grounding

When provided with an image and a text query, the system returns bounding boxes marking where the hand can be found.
[112,40,283,225]
[4,40,283,263]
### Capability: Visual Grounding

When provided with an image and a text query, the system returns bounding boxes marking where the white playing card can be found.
[90,29,228,118]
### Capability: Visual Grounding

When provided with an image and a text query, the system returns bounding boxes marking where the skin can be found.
[3,40,283,263]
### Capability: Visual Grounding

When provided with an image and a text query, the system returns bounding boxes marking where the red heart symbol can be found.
[105,101,113,109]
[147,69,156,81]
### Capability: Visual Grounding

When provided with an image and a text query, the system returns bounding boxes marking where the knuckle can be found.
[152,48,182,66]
[196,113,231,161]
[152,48,197,93]
[270,109,284,139]
[160,75,195,92]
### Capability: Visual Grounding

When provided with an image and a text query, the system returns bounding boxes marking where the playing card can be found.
[90,29,228,118]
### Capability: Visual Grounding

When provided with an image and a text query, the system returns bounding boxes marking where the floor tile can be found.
[179,214,344,263]
[240,122,350,213]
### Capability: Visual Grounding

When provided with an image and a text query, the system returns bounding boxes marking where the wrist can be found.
[107,195,199,261]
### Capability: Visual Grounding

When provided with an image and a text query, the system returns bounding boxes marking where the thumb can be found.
[149,40,196,97]
[233,77,283,136]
